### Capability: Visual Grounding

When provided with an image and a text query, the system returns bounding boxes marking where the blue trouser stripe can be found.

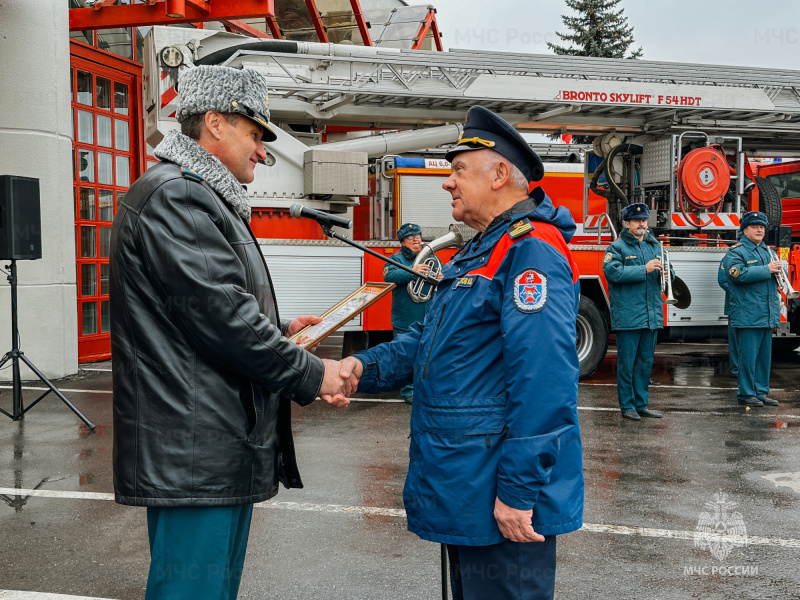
[146,504,253,600]
[735,327,772,401]
[616,329,658,413]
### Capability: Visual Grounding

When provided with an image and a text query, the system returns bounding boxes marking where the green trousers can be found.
[616,329,658,413]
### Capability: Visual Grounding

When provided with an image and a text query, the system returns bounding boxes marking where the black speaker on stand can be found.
[0,175,95,430]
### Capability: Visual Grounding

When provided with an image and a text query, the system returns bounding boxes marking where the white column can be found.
[0,0,78,379]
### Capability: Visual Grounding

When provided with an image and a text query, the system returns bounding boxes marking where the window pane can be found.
[77,110,93,144]
[136,26,152,64]
[70,29,93,46]
[115,155,130,187]
[79,188,95,220]
[101,263,110,295]
[115,119,129,150]
[80,226,96,258]
[101,300,111,333]
[99,190,114,222]
[82,302,98,335]
[116,191,125,212]
[77,71,92,106]
[97,115,112,147]
[98,28,133,60]
[78,149,94,182]
[114,82,129,115]
[81,263,97,296]
[99,227,111,258]
[96,77,111,110]
[98,152,113,185]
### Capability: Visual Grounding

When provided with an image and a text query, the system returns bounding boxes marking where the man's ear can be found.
[491,160,511,191]
[204,111,224,141]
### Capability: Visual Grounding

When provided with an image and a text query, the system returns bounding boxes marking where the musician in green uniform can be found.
[383,223,437,403]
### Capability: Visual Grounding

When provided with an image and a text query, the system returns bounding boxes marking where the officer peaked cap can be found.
[176,65,277,142]
[622,203,650,221]
[740,211,768,231]
[445,106,545,182]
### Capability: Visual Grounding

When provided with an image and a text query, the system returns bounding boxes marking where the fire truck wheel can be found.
[576,296,608,380]
[772,337,800,355]
[753,176,782,230]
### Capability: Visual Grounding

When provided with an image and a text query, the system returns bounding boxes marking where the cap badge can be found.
[232,101,239,108]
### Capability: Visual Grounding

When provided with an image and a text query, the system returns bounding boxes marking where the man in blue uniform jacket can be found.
[603,203,674,421]
[337,106,584,600]
[383,223,437,403]
[722,211,782,407]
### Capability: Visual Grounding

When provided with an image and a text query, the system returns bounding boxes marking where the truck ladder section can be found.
[150,27,800,152]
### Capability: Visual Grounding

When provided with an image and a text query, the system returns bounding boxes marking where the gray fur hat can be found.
[176,65,277,142]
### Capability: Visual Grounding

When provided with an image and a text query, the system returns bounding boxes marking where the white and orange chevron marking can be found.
[671,213,741,229]
[160,69,177,119]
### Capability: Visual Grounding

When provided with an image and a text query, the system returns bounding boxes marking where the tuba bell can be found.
[408,225,464,303]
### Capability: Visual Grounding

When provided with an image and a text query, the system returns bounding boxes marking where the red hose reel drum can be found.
[678,145,732,209]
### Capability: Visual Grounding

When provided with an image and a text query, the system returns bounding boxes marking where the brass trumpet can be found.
[660,242,677,305]
[769,248,800,300]
[408,225,464,303]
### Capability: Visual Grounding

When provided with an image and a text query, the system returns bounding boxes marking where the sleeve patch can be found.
[513,269,547,313]
[603,252,613,263]
[729,266,740,278]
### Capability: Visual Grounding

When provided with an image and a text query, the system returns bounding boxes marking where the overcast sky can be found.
[407,0,800,71]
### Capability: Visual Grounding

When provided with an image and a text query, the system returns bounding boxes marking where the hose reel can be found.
[676,144,732,227]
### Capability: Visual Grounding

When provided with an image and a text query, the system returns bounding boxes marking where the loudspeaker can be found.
[0,175,42,260]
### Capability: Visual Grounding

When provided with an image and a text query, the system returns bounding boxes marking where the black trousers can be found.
[447,536,557,600]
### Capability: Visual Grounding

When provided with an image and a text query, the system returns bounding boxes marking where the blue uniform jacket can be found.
[383,246,432,332]
[354,191,584,546]
[722,237,780,328]
[603,229,673,331]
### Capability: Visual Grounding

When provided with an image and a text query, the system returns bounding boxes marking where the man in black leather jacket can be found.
[110,65,351,600]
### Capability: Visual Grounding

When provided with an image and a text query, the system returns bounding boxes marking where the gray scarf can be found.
[154,130,251,222]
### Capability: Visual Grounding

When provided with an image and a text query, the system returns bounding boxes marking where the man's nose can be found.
[442,176,455,190]
[256,144,268,160]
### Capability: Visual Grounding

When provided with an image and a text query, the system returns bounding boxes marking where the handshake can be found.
[287,315,364,408]
[319,357,363,408]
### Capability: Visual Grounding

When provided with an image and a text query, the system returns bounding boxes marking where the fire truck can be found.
[143,26,800,378]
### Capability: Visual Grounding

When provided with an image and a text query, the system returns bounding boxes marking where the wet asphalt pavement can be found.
[1,337,799,600]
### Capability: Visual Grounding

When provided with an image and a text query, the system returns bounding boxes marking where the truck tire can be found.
[576,296,608,380]
[753,176,782,229]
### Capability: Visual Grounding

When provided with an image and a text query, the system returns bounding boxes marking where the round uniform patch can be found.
[729,266,740,278]
[514,269,547,313]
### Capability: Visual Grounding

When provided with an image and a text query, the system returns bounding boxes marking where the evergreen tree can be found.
[547,0,643,58]
[547,0,642,143]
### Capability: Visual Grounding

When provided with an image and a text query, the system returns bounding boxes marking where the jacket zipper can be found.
[422,303,446,380]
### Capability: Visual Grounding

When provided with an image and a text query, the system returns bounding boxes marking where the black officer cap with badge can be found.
[621,203,650,221]
[176,65,278,142]
[740,210,769,231]
[397,223,422,241]
[445,106,545,183]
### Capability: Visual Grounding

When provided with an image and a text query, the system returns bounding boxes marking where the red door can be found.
[757,161,800,242]
[71,54,140,362]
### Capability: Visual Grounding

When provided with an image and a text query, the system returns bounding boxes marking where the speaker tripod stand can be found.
[0,260,95,430]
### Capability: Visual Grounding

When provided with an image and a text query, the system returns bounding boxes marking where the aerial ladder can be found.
[144,26,800,375]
